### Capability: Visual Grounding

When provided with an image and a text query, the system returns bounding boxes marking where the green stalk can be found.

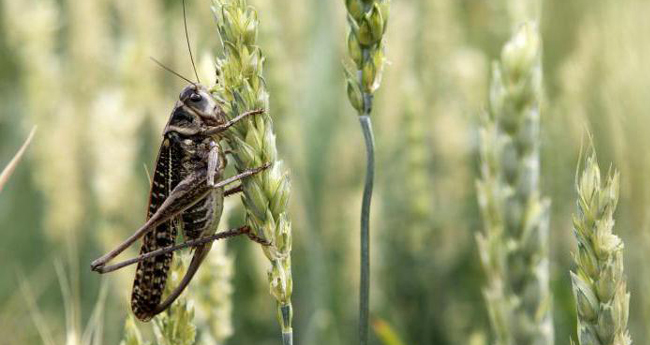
[358,114,374,345]
[344,1,389,344]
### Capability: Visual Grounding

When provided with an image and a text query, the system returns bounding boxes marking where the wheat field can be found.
[1,0,649,344]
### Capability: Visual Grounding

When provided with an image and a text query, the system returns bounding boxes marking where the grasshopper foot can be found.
[90,259,104,273]
[242,226,272,246]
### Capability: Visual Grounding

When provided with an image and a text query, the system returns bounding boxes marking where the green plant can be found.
[120,315,150,345]
[210,1,293,344]
[570,150,631,345]
[476,22,553,345]
[343,1,389,344]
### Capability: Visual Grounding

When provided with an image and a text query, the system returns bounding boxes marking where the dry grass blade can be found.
[0,126,37,193]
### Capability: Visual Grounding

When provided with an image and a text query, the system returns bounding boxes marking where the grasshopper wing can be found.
[131,137,182,321]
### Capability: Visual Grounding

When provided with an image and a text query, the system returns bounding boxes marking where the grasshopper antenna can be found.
[150,57,196,86]
[182,0,201,84]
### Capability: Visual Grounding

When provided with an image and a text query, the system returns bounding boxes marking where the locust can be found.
[90,80,268,320]
[90,79,268,320]
[90,2,268,319]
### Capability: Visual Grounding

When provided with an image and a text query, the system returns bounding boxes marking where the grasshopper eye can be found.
[190,93,202,102]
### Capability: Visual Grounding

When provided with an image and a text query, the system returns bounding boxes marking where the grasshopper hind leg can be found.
[151,244,211,316]
[130,226,255,321]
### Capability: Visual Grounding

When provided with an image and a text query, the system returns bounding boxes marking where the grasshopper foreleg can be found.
[201,109,266,136]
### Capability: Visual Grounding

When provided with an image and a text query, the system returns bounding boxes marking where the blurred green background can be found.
[1,0,650,344]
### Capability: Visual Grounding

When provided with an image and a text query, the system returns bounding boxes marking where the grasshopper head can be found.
[164,84,227,137]
[179,84,226,126]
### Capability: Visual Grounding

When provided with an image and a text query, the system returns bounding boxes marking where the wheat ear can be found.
[476,22,553,345]
[210,1,293,344]
[571,150,631,345]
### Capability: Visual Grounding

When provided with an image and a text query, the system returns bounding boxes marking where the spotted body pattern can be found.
[131,92,226,321]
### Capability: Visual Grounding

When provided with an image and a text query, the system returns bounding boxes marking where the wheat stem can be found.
[344,1,389,344]
[359,114,375,345]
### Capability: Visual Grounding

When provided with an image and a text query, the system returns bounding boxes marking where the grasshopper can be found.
[90,81,268,321]
[90,1,269,318]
